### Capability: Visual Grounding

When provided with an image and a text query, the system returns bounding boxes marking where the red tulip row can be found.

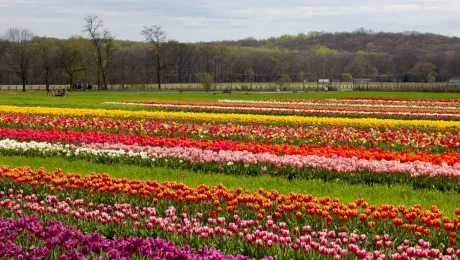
[1,113,458,152]
[0,127,458,166]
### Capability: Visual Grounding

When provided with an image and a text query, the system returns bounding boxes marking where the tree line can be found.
[1,17,460,92]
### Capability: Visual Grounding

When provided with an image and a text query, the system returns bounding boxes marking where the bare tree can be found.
[57,38,87,90]
[83,15,115,90]
[37,37,57,91]
[2,28,36,92]
[141,25,168,90]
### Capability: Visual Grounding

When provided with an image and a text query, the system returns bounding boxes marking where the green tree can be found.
[196,73,213,92]
[298,71,306,91]
[298,71,305,82]
[276,74,291,90]
[410,62,437,82]
[310,45,338,56]
[366,42,376,51]
[341,73,353,81]
[348,55,377,77]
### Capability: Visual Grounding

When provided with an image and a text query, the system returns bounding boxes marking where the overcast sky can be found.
[0,0,459,42]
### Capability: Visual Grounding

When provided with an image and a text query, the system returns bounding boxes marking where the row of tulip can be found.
[111,100,460,121]
[2,166,460,257]
[220,99,460,110]
[262,98,460,109]
[2,166,456,233]
[123,100,460,114]
[0,127,457,166]
[1,105,459,129]
[1,138,460,191]
[0,215,257,260]
[2,188,459,259]
[1,113,458,152]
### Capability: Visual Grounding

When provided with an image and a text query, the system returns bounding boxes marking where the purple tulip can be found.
[0,215,266,260]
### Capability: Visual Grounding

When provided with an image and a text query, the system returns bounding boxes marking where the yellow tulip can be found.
[0,105,458,129]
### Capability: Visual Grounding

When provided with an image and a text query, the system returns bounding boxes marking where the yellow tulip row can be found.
[1,105,458,129]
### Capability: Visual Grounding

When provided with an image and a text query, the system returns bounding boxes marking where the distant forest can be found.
[1,18,460,91]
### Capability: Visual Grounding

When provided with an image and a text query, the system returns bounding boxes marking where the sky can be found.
[0,0,459,42]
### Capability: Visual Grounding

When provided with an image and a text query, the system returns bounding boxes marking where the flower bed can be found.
[111,100,460,121]
[0,215,254,259]
[0,128,457,166]
[1,166,460,259]
[0,125,459,191]
[1,105,459,129]
[261,98,460,109]
[1,99,460,259]
[1,113,458,152]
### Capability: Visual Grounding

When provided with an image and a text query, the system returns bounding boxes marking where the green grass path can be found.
[0,90,459,109]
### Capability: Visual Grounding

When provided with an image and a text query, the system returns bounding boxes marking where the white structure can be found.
[318,79,330,83]
[449,77,460,83]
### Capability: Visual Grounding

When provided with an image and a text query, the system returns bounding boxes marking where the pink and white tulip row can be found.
[1,138,459,179]
[77,142,460,178]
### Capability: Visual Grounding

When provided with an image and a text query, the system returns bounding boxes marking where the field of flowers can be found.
[108,98,460,121]
[0,96,459,259]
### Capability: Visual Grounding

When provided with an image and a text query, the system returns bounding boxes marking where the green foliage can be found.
[298,72,305,82]
[410,62,437,82]
[309,45,338,56]
[279,34,296,43]
[341,73,353,82]
[276,74,291,88]
[196,73,213,92]
[228,45,282,53]
[366,42,376,51]
[356,50,369,56]
[349,55,378,76]
[240,84,250,91]
[446,50,457,59]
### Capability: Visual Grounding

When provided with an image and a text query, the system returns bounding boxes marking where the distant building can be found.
[353,78,371,83]
[318,79,330,83]
[449,77,460,83]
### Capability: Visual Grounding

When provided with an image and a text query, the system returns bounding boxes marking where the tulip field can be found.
[0,91,460,259]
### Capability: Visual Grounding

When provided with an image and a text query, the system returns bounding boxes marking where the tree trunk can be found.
[45,70,50,92]
[157,67,161,90]
[102,73,108,91]
[69,76,73,91]
[130,66,136,88]
[121,70,125,89]
[22,72,26,92]
[156,55,161,90]
[97,65,101,91]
